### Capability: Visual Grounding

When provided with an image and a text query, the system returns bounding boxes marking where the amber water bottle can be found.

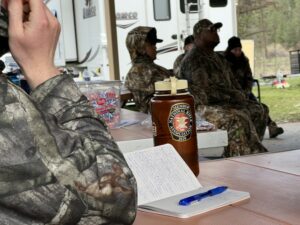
[151,77,199,176]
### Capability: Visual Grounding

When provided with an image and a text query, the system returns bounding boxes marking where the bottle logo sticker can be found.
[168,103,193,142]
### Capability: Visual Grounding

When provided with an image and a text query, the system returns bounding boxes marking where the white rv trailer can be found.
[46,0,237,80]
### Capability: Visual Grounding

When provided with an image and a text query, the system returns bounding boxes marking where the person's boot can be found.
[268,121,284,138]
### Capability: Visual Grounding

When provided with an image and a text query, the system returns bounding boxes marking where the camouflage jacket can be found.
[0,74,137,225]
[173,53,185,78]
[225,52,253,95]
[125,56,170,113]
[179,47,246,108]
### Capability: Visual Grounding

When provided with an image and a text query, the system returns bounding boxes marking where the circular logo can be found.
[168,103,193,142]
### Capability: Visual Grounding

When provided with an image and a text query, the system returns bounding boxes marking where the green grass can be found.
[253,76,300,123]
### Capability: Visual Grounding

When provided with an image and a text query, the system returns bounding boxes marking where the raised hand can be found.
[6,0,60,89]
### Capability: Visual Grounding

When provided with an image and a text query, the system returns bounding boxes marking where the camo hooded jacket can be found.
[125,26,170,113]
[125,55,170,113]
[0,74,137,225]
[173,53,185,78]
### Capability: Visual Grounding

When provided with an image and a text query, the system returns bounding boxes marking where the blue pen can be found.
[179,186,228,206]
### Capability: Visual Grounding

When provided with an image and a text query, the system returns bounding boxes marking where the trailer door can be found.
[177,0,237,52]
[147,0,180,70]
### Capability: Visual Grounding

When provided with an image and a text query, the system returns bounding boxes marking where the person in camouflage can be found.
[180,19,268,157]
[125,26,171,113]
[173,35,194,77]
[0,1,136,224]
[224,36,284,138]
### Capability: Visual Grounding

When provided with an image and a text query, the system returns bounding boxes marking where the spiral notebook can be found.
[123,144,250,218]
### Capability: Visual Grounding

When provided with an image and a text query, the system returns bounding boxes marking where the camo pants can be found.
[199,105,267,157]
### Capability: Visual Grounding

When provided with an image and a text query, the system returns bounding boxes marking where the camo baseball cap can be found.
[126,26,162,60]
[193,19,222,36]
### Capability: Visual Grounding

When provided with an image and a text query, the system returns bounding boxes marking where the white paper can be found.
[124,144,201,205]
[139,187,250,218]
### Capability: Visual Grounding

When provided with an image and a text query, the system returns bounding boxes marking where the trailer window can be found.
[180,0,228,13]
[153,0,171,21]
[180,0,198,13]
[210,0,227,7]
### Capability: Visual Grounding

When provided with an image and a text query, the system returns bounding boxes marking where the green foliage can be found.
[237,1,300,122]
[253,76,300,122]
[237,0,300,76]
[238,0,300,48]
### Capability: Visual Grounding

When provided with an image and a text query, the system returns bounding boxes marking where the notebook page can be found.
[124,144,201,205]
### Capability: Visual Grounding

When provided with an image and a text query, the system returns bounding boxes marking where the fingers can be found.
[7,0,24,35]
[43,4,61,52]
[26,0,46,25]
[44,2,60,32]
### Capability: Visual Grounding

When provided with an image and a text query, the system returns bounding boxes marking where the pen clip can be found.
[178,186,228,206]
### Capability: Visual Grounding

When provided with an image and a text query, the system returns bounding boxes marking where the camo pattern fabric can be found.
[0,5,9,57]
[180,48,268,156]
[173,53,185,78]
[0,5,8,38]
[126,26,153,61]
[125,26,170,113]
[225,51,253,96]
[0,74,137,225]
[224,52,271,137]
[125,55,170,113]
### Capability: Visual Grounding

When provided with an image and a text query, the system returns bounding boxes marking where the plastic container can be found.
[151,77,199,176]
[77,80,121,129]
